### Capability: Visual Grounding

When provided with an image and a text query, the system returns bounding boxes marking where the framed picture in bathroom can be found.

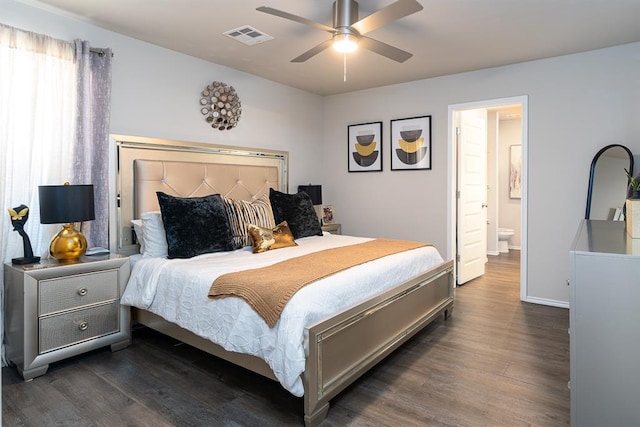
[510,145,522,199]
[391,115,431,171]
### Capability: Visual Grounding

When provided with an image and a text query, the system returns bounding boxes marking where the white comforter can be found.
[121,233,444,396]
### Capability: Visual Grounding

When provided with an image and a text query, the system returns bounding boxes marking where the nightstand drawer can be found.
[39,302,119,353]
[39,270,119,315]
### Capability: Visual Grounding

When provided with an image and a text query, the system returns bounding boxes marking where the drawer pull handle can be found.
[78,322,89,331]
[78,288,88,296]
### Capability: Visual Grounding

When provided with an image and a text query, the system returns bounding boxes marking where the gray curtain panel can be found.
[72,40,113,249]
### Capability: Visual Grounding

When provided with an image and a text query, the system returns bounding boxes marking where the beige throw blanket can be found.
[209,238,430,327]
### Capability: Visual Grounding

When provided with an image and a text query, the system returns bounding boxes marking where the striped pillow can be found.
[223,194,276,248]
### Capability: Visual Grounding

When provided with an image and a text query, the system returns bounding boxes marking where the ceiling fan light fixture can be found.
[257,0,422,62]
[332,33,358,53]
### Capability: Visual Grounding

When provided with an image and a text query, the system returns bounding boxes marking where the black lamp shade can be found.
[39,184,95,224]
[298,185,322,205]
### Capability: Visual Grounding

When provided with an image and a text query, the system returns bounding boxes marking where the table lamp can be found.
[297,185,322,205]
[298,184,323,223]
[39,183,95,262]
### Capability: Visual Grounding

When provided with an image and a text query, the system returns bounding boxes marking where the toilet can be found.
[498,227,514,253]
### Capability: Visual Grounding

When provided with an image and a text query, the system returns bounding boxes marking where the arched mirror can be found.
[585,144,634,219]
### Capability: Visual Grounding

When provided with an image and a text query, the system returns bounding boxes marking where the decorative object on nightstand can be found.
[7,204,40,265]
[200,81,241,131]
[39,183,95,262]
[3,255,130,380]
[321,205,335,225]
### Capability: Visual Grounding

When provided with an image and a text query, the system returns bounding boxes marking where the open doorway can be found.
[447,96,528,300]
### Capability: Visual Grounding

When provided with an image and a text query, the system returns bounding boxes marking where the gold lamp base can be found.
[49,223,88,262]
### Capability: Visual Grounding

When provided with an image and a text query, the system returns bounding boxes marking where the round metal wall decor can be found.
[200,81,241,130]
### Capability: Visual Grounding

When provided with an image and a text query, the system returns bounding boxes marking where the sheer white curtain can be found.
[0,24,77,260]
[0,24,77,364]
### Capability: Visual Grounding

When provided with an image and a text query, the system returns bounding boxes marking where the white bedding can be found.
[121,233,444,396]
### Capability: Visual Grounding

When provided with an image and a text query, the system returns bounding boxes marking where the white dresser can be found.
[569,220,640,426]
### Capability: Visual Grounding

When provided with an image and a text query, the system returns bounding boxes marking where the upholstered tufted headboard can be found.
[111,135,288,255]
[133,159,280,217]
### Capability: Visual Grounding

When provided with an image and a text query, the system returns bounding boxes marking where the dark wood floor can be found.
[3,251,570,426]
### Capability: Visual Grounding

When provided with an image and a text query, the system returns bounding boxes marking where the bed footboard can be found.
[303,259,454,426]
[133,259,453,427]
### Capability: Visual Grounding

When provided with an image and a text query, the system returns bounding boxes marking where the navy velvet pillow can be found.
[156,192,239,259]
[269,188,323,239]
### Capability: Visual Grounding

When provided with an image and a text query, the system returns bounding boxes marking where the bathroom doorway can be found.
[447,96,528,300]
[487,105,522,257]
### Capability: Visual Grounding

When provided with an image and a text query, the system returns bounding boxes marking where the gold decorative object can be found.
[49,224,88,261]
[200,81,241,130]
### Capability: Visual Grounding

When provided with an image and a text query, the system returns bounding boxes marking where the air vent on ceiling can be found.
[223,26,273,46]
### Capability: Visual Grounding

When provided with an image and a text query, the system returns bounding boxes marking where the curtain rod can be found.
[89,48,114,57]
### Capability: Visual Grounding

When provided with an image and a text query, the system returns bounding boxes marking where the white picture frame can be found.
[322,205,335,225]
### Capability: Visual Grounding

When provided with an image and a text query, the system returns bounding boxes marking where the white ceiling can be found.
[23,0,640,96]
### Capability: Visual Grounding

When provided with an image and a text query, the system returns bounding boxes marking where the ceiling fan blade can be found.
[359,36,413,63]
[291,39,334,63]
[256,6,336,34]
[351,0,423,35]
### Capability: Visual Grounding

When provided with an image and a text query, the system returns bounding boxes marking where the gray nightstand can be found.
[4,255,130,380]
[321,223,342,235]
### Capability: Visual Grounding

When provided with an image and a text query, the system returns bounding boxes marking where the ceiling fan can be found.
[256,0,423,63]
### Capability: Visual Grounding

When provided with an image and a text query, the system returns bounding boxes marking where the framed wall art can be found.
[509,145,522,199]
[348,121,383,172]
[390,115,431,171]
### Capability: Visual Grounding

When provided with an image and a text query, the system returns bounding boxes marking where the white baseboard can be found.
[488,248,519,255]
[522,295,569,309]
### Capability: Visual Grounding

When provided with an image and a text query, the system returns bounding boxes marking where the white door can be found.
[457,109,488,285]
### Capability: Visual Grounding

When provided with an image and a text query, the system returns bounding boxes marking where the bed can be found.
[111,135,454,426]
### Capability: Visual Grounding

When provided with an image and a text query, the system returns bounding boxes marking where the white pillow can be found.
[131,219,145,254]
[141,211,168,258]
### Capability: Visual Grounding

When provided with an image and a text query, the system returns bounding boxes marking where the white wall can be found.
[498,118,522,248]
[2,0,325,190]
[323,42,640,305]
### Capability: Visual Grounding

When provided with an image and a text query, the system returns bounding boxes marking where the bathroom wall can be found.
[498,117,522,249]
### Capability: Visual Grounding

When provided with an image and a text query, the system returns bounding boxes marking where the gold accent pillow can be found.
[247,221,297,253]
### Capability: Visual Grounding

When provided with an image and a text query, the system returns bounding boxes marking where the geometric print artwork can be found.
[391,115,432,170]
[348,121,383,172]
